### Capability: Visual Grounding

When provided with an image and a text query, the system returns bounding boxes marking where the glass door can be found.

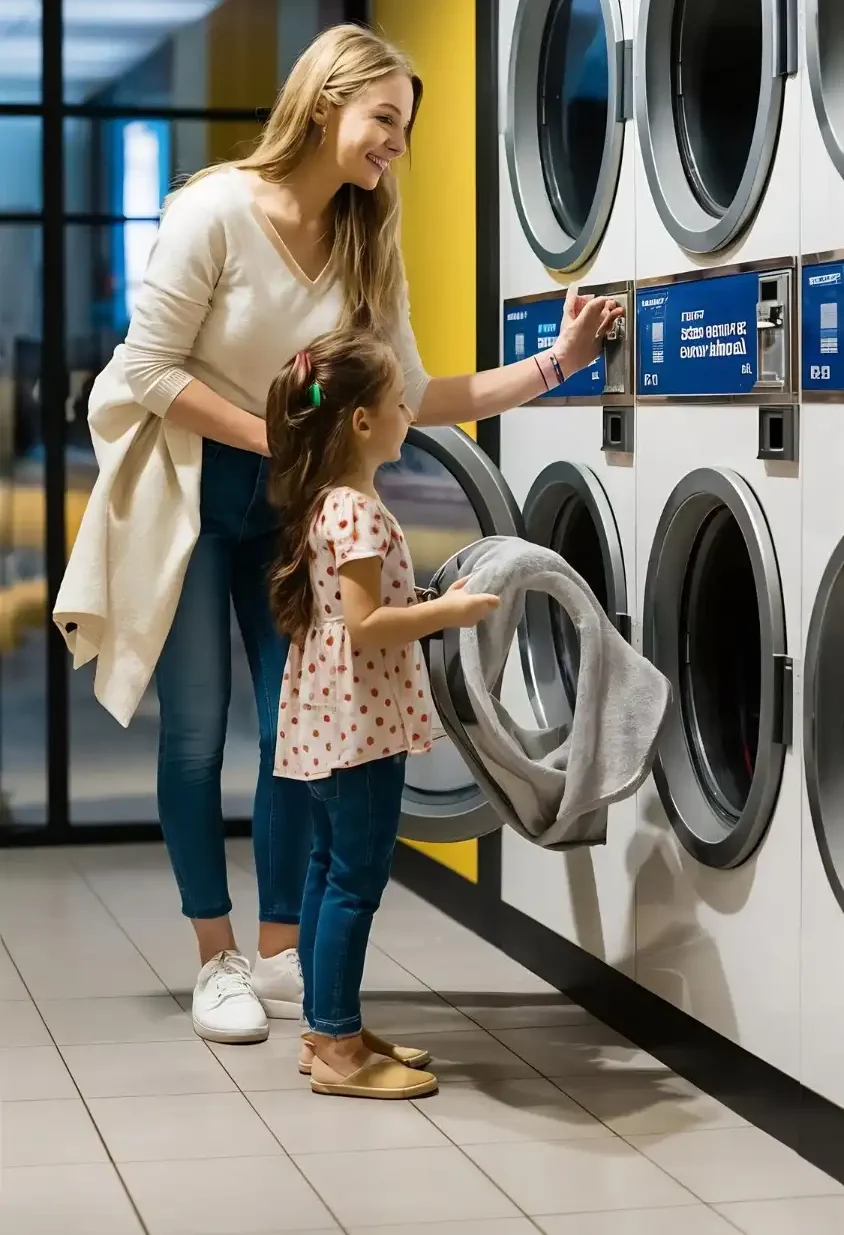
[0,0,362,842]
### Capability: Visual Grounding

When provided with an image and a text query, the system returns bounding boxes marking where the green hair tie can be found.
[308,381,321,408]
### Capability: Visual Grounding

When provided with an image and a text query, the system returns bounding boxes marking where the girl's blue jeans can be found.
[300,753,407,1036]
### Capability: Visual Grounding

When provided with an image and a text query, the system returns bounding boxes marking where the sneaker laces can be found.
[211,951,254,1001]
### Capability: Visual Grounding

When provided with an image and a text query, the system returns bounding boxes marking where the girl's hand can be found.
[552,283,625,377]
[443,578,501,628]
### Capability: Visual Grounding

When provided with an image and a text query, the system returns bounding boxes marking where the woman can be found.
[55,23,622,1046]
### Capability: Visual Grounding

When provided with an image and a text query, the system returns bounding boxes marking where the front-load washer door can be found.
[375,426,525,844]
[806,0,844,182]
[636,0,796,253]
[804,537,844,912]
[643,467,790,867]
[520,461,629,732]
[506,0,630,271]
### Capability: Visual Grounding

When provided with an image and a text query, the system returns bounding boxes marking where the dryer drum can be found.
[379,426,524,845]
[643,467,788,868]
[804,538,844,913]
[506,0,628,271]
[806,0,844,181]
[636,0,795,253]
[520,461,628,733]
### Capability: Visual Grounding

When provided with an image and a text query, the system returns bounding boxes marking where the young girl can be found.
[267,330,500,1099]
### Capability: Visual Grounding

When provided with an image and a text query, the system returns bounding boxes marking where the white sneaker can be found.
[192,950,269,1044]
[252,948,304,1019]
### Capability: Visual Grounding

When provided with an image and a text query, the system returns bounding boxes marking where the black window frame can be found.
[0,0,369,846]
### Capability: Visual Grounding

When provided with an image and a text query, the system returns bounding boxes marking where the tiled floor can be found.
[1,842,842,1234]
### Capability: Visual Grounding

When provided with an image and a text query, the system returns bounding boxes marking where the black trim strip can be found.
[474,0,502,895]
[43,0,69,840]
[64,214,162,226]
[64,105,271,122]
[0,213,44,225]
[1,214,164,226]
[392,841,844,1186]
[474,0,500,473]
[0,103,270,122]
[0,104,43,116]
[1,822,252,848]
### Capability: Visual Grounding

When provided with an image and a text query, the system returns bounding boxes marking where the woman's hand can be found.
[552,283,625,379]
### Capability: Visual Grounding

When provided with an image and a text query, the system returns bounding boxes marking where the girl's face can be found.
[353,373,414,468]
[328,72,415,191]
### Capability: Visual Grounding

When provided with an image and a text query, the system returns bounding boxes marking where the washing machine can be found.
[802,0,844,256]
[799,0,844,1111]
[496,0,640,970]
[378,426,524,845]
[632,0,803,1077]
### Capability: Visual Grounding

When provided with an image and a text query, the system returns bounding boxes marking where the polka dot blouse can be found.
[274,487,434,781]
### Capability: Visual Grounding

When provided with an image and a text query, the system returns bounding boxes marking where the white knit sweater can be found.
[53,167,430,726]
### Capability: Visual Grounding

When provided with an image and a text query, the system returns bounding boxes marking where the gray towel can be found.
[429,536,671,850]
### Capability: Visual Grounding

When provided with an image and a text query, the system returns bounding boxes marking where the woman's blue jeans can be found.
[155,441,312,923]
[300,754,407,1036]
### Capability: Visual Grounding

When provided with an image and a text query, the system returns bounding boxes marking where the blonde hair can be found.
[174,24,422,334]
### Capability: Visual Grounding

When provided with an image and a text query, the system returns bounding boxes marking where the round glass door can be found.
[806,0,844,182]
[520,462,627,731]
[376,426,524,843]
[506,0,628,270]
[643,468,788,867]
[636,0,790,253]
[804,537,844,911]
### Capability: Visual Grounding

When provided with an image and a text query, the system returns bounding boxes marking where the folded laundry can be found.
[423,536,671,850]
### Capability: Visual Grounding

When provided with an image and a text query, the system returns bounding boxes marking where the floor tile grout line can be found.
[0,929,153,1235]
[382,954,754,1218]
[65,850,191,1000]
[15,854,538,1230]
[235,1088,351,1234]
[401,1093,544,1226]
[610,1120,844,1207]
[6,865,830,1231]
[707,1200,755,1234]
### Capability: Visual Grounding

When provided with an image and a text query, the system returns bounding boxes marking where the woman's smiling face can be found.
[326,71,416,190]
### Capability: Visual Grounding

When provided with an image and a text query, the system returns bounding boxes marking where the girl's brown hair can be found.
[171,24,422,334]
[267,330,398,646]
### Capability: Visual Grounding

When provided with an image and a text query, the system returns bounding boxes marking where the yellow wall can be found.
[206,0,277,161]
[373,0,479,883]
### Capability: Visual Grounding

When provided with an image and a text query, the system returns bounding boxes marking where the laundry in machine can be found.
[497,0,639,969]
[377,426,524,846]
[798,2,844,1107]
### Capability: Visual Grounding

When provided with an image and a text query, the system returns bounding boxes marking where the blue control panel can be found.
[803,260,844,393]
[637,271,762,397]
[503,296,606,398]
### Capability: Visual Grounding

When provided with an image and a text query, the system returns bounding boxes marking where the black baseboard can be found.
[392,840,844,1186]
[0,821,253,848]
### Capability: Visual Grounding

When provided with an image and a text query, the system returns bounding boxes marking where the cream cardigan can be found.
[53,168,430,727]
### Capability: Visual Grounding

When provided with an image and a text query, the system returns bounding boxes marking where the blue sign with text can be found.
[503,297,606,398]
[803,261,844,393]
[637,271,759,397]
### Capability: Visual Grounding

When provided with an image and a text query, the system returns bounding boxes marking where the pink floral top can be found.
[275,487,435,781]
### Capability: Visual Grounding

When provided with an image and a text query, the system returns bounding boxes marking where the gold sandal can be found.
[310,1055,438,1099]
[299,1028,431,1075]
